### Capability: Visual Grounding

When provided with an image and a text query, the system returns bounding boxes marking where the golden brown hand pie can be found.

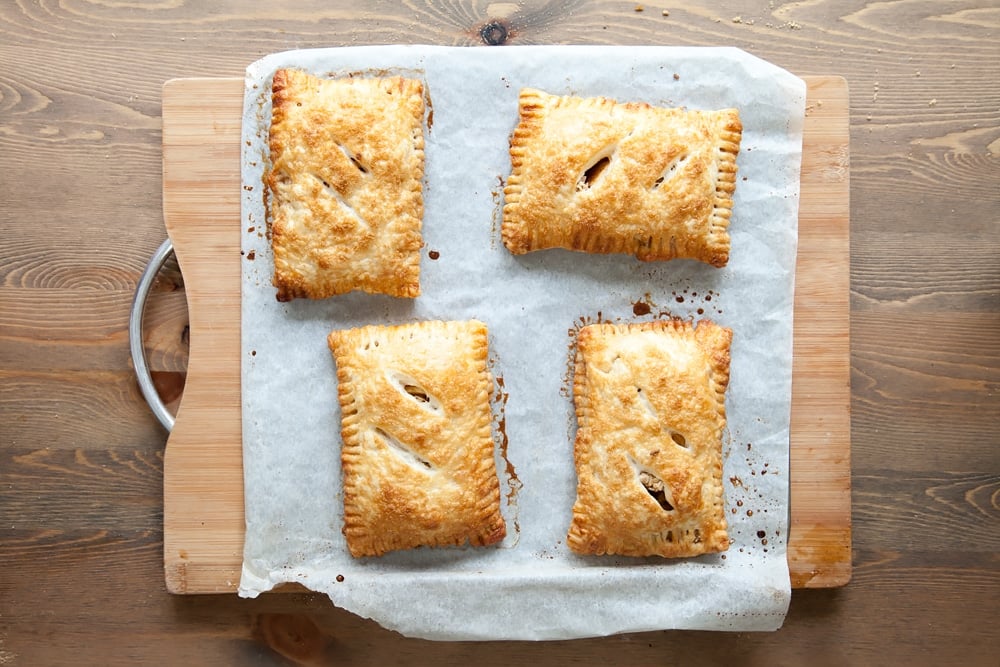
[327,320,506,558]
[266,69,425,301]
[502,89,742,267]
[567,319,732,558]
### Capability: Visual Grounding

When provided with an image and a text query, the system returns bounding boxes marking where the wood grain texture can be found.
[160,78,245,596]
[2,0,998,665]
[160,74,851,593]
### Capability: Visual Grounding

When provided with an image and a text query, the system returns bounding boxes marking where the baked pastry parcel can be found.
[567,319,732,558]
[266,69,425,301]
[327,320,506,557]
[502,88,742,267]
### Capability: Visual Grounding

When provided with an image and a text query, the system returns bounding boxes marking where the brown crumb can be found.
[634,4,644,11]
[673,73,680,80]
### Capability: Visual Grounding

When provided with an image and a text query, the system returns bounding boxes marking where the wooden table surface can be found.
[1,1,997,665]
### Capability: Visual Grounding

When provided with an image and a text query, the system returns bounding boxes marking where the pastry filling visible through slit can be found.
[638,471,674,511]
[336,143,369,174]
[580,154,612,189]
[387,371,442,412]
[404,384,430,402]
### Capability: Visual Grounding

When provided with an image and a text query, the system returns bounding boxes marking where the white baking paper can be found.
[238,45,805,640]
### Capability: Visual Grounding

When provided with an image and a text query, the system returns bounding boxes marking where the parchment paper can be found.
[238,45,805,640]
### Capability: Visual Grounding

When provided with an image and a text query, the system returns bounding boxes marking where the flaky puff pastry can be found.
[567,319,732,558]
[328,320,506,558]
[266,69,425,300]
[502,89,742,267]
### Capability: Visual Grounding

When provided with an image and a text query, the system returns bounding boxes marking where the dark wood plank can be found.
[0,288,188,372]
[850,311,1000,471]
[0,447,163,530]
[0,370,170,447]
[851,235,1000,311]
[853,471,1000,552]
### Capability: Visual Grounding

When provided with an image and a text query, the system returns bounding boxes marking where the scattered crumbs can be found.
[732,16,742,23]
[662,9,669,17]
[428,250,440,260]
[248,226,255,233]
[634,4,644,11]
[928,98,937,107]
[673,73,680,81]
[787,21,801,29]
[246,250,256,261]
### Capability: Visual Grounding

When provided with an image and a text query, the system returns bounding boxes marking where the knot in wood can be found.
[480,21,508,46]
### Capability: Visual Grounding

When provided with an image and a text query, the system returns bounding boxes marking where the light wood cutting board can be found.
[161,76,851,594]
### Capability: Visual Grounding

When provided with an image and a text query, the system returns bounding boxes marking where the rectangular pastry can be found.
[327,320,506,557]
[502,88,742,267]
[567,319,732,557]
[266,69,425,300]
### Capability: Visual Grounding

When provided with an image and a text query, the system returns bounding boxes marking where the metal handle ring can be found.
[129,238,177,432]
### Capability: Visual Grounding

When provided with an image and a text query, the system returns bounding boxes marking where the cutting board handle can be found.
[129,238,177,432]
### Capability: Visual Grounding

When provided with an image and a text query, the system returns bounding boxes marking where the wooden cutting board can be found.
[161,76,851,594]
